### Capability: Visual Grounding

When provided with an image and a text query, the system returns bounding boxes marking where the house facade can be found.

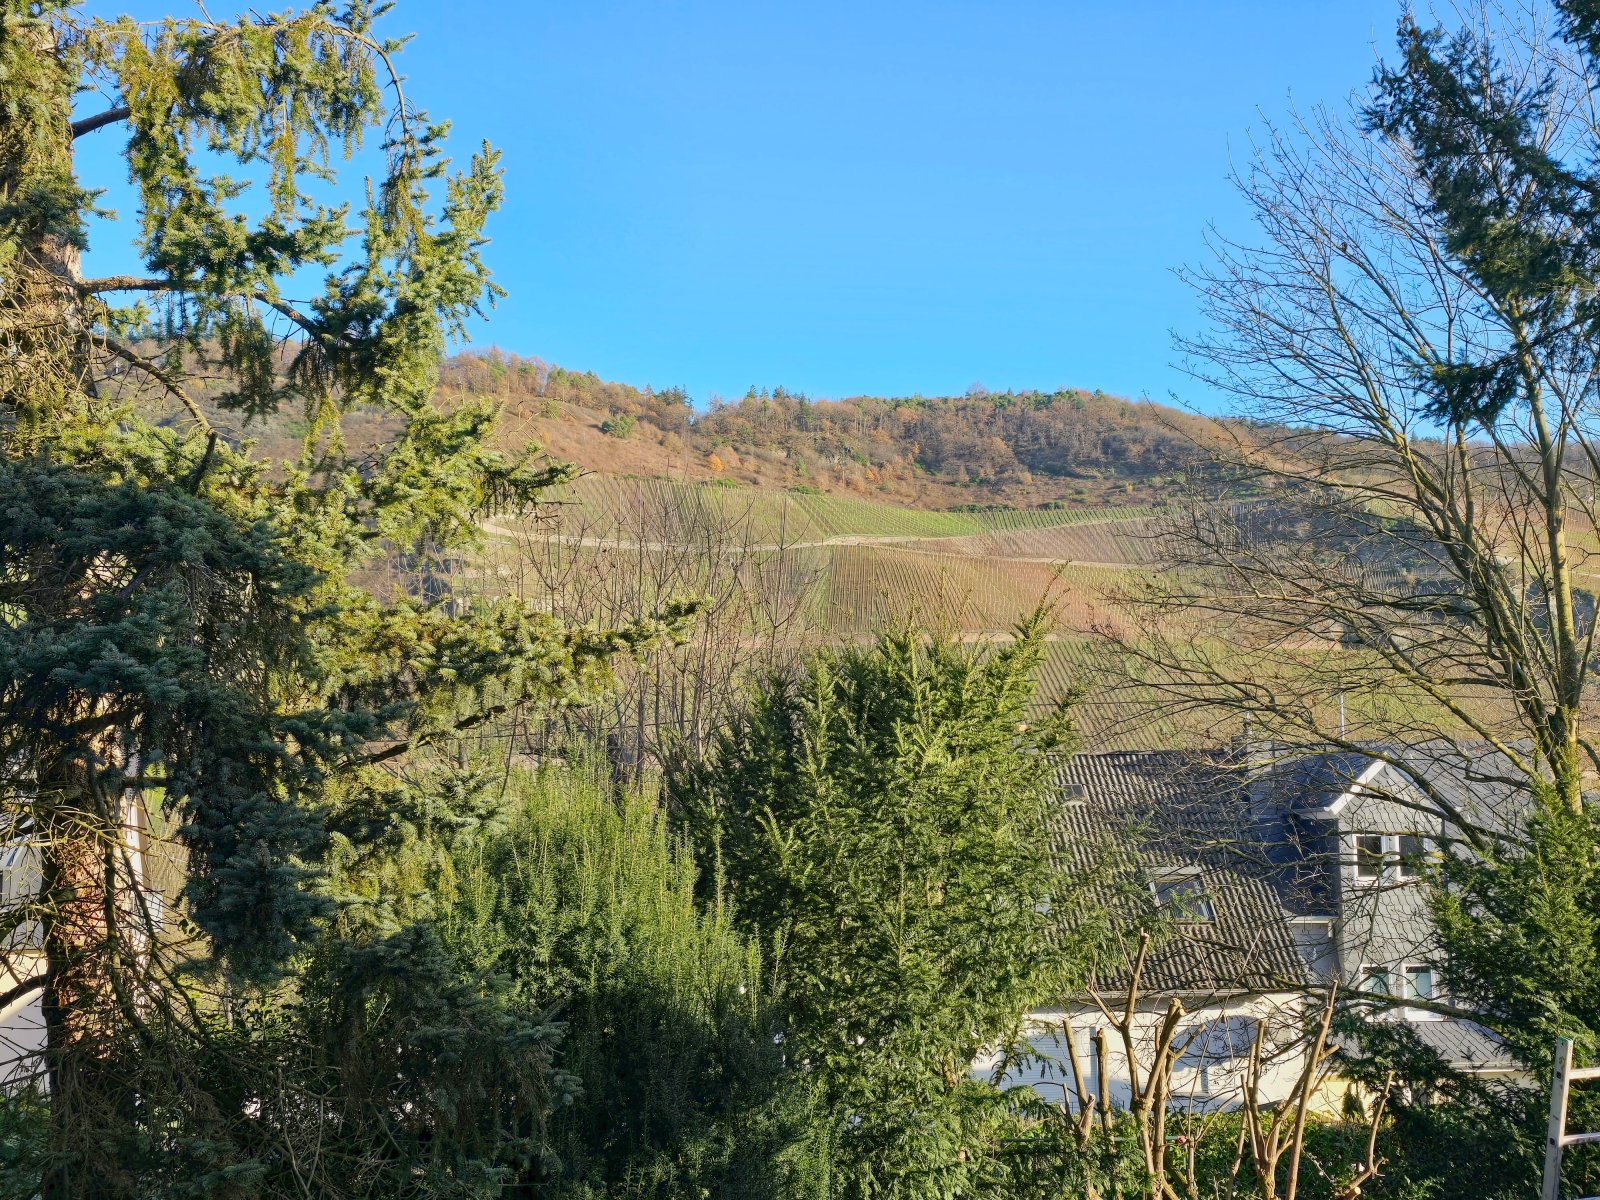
[981,746,1520,1113]
[1251,747,1517,1077]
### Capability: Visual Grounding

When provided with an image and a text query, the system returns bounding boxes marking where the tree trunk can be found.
[38,757,129,1200]
[3,22,130,1199]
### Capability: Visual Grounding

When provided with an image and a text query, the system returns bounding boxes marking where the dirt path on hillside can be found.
[477,521,1149,569]
[480,522,931,554]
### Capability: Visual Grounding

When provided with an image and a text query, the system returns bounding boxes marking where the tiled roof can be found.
[1055,750,1312,995]
[1332,1018,1515,1073]
[1407,1019,1515,1071]
[1251,742,1530,835]
[1058,744,1529,1076]
[1260,751,1378,813]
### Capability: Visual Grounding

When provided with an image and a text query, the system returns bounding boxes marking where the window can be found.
[1354,834,1386,880]
[1354,833,1428,881]
[1362,964,1441,1020]
[1403,964,1436,1005]
[1153,873,1217,924]
[1360,966,1394,998]
[1177,1017,1257,1067]
[1396,834,1427,880]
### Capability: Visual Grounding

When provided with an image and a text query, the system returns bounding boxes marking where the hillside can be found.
[431,351,1218,743]
[440,350,1221,509]
[478,470,1190,751]
[123,343,1511,760]
[130,343,1240,746]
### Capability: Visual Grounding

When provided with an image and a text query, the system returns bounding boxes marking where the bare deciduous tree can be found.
[1110,3,1600,825]
[1101,0,1600,1063]
[483,480,822,766]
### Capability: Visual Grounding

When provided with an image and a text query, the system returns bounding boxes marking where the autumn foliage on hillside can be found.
[440,349,1220,507]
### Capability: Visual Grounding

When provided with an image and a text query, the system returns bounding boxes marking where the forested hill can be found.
[440,350,1222,508]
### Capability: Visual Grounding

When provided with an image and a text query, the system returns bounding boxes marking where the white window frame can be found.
[1401,961,1444,1021]
[1395,833,1427,880]
[1359,964,1394,1000]
[1151,868,1217,925]
[1358,961,1444,1022]
[1353,833,1386,881]
[1351,833,1430,884]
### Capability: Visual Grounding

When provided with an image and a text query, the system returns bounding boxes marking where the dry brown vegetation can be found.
[439,350,1229,509]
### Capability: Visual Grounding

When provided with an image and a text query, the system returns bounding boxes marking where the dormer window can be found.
[1354,834,1386,880]
[1396,834,1426,880]
[1353,833,1428,882]
[1152,871,1217,924]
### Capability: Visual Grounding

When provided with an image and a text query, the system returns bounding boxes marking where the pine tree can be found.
[669,616,1105,1200]
[0,4,692,1194]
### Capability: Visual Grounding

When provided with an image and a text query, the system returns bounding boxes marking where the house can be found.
[0,839,45,1084]
[977,745,1522,1113]
[1250,744,1519,1079]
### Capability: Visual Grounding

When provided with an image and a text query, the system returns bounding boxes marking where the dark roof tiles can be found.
[1056,751,1312,995]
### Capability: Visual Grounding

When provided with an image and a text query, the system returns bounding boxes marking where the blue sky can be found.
[76,2,1405,410]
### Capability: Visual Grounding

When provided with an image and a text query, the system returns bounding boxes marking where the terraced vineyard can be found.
[1033,639,1207,750]
[1036,635,1545,752]
[496,473,1209,747]
[488,473,1526,755]
[820,546,1138,635]
[557,475,1161,544]
[911,521,1164,564]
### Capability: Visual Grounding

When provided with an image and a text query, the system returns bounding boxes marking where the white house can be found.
[980,747,1520,1114]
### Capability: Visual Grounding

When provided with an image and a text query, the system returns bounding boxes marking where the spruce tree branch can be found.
[81,277,345,346]
[348,695,535,770]
[79,275,170,293]
[98,337,212,431]
[188,432,219,493]
[71,106,130,138]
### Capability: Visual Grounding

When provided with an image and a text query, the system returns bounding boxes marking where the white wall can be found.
[975,991,1340,1114]
[0,973,45,1089]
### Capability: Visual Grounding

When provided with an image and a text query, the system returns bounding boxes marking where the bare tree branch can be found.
[71,106,130,138]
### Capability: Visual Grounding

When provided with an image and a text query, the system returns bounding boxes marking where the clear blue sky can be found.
[77,2,1405,410]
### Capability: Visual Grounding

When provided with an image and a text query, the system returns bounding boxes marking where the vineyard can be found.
[909,521,1165,564]
[470,472,1525,753]
[818,546,1139,636]
[515,473,1163,637]
[1031,639,1220,751]
[555,475,1162,544]
[485,473,1245,748]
